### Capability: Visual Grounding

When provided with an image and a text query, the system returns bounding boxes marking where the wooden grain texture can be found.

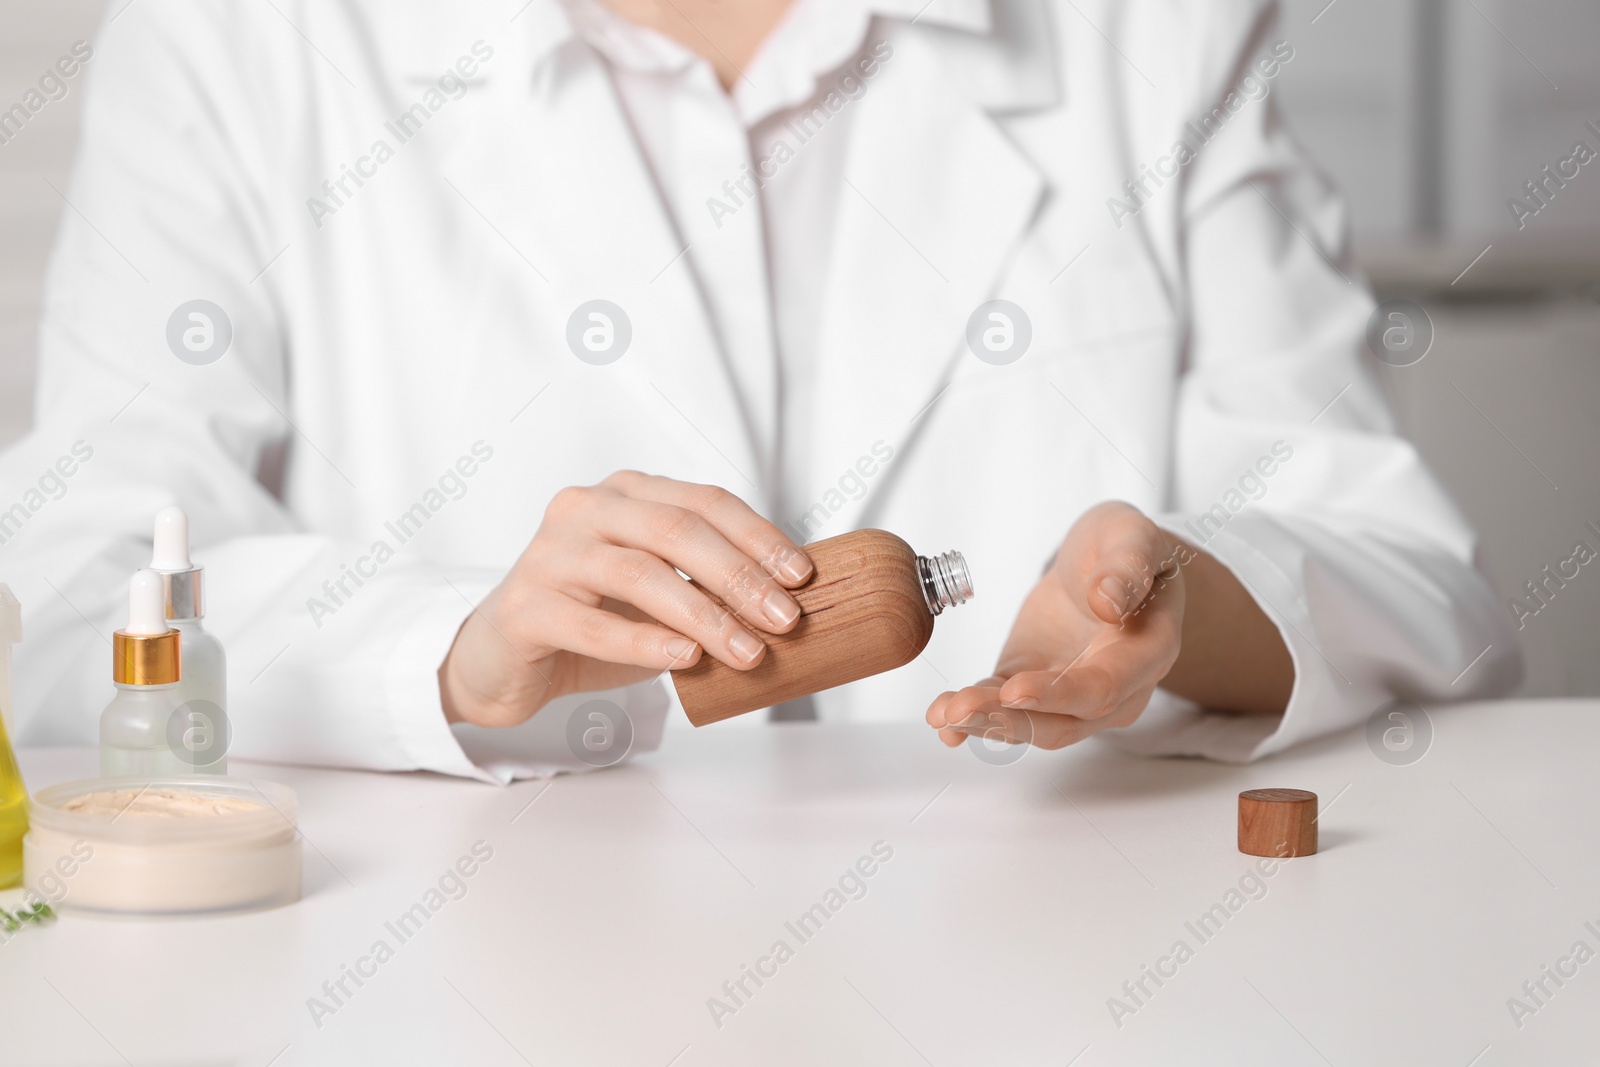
[673,529,934,726]
[1237,788,1318,857]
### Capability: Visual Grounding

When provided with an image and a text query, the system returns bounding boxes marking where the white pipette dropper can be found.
[124,570,171,637]
[151,506,192,572]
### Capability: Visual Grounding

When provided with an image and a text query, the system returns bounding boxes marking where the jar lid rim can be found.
[28,776,299,843]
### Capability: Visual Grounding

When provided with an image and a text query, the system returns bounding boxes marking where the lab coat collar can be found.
[867,0,991,33]
[511,0,582,75]
[897,0,1062,114]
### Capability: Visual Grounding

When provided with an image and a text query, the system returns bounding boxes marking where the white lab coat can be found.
[0,0,1518,782]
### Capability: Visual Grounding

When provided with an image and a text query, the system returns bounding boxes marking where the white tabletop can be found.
[3,698,1597,1066]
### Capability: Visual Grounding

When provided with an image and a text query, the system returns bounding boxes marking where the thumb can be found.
[1083,514,1179,626]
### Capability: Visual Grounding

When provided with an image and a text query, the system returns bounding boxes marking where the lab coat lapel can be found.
[810,21,1049,534]
[440,28,769,508]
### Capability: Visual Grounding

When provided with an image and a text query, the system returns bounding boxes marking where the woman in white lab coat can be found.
[0,0,1517,781]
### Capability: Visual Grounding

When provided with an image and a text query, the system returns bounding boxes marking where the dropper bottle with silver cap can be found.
[100,570,187,777]
[150,506,228,774]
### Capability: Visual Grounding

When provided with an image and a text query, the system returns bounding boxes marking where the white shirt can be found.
[564,0,894,512]
[0,0,1520,783]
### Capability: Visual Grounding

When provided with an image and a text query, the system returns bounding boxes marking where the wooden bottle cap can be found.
[1237,788,1318,857]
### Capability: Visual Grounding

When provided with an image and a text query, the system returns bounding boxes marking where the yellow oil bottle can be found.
[0,585,26,889]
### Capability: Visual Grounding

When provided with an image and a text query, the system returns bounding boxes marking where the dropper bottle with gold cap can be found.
[100,569,186,778]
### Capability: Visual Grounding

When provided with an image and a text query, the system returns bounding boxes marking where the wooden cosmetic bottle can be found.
[672,529,973,726]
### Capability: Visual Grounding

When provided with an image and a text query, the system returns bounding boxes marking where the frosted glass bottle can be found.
[100,683,188,778]
[100,570,190,778]
[151,507,228,773]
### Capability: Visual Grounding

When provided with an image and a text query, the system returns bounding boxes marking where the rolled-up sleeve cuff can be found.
[384,577,499,782]
[1096,512,1351,763]
[385,576,670,784]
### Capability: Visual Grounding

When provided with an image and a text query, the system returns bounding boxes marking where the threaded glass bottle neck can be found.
[917,551,973,616]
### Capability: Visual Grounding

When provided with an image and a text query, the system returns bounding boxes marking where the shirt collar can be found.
[553,0,700,75]
[517,0,1056,118]
[518,0,996,74]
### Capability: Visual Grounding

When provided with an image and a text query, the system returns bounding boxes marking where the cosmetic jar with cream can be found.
[24,777,301,917]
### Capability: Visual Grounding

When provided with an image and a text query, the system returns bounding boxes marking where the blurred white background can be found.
[1,0,1597,693]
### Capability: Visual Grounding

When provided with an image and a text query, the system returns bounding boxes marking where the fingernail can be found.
[664,638,697,664]
[762,589,800,627]
[778,554,812,584]
[1097,576,1128,615]
[1002,696,1039,711]
[729,630,765,663]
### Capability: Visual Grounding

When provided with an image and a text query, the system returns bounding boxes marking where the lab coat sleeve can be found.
[0,2,664,783]
[1100,0,1521,761]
